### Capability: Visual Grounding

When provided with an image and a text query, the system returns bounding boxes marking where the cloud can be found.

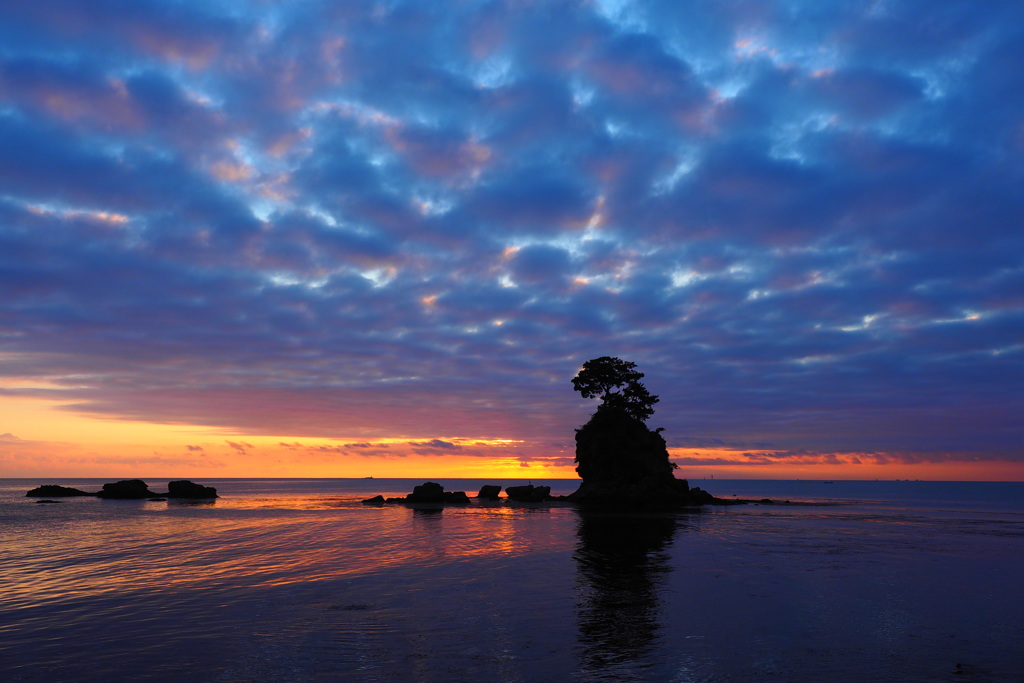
[0,0,1021,473]
[507,244,573,290]
[809,67,924,122]
[408,439,465,456]
[467,167,595,232]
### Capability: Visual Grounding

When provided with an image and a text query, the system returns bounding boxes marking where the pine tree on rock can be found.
[570,356,659,422]
[569,356,691,507]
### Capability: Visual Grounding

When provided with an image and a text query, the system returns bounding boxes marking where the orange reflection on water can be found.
[442,504,562,560]
[2,500,578,615]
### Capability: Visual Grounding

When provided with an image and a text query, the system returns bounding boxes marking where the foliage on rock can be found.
[571,356,659,422]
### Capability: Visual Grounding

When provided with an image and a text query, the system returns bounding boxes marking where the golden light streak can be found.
[733,37,779,60]
[668,447,1022,482]
[27,205,129,224]
[0,395,217,445]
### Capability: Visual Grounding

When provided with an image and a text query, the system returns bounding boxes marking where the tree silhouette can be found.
[571,356,659,422]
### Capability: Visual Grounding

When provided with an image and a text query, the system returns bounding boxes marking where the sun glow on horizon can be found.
[0,395,572,479]
[1,396,1018,481]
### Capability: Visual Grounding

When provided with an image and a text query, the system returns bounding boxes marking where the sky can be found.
[1,0,1022,481]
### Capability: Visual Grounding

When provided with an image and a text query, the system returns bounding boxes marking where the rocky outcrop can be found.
[166,480,218,498]
[477,485,502,500]
[568,407,710,508]
[363,482,470,506]
[505,484,553,502]
[442,490,471,504]
[26,485,93,497]
[688,487,721,505]
[96,480,157,499]
[407,481,446,503]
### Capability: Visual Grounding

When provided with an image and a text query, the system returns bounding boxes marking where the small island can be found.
[364,357,744,509]
[567,356,725,508]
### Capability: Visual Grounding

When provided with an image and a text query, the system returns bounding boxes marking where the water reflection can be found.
[573,510,686,677]
[167,499,216,506]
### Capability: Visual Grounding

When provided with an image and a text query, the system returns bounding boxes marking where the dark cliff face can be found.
[573,407,675,484]
[569,407,689,507]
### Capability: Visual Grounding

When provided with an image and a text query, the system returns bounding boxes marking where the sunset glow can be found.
[2,392,1016,481]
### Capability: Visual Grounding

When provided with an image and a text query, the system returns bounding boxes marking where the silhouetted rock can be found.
[568,407,696,508]
[96,479,156,499]
[166,480,218,499]
[477,485,502,499]
[442,490,471,505]
[567,357,734,507]
[505,484,529,500]
[407,481,445,503]
[688,487,721,505]
[505,484,553,502]
[35,499,63,504]
[365,482,474,506]
[26,485,93,497]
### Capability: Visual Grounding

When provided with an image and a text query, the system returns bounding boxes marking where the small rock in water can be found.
[442,490,470,504]
[407,481,445,503]
[25,485,93,497]
[96,480,155,499]
[477,485,501,499]
[166,480,218,499]
[366,482,474,505]
[505,484,552,502]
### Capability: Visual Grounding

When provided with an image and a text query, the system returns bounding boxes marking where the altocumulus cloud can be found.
[0,1,1022,470]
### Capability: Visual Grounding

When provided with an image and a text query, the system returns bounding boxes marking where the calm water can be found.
[1,478,1022,682]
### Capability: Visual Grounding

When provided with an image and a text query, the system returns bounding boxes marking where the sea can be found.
[1,478,1022,682]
